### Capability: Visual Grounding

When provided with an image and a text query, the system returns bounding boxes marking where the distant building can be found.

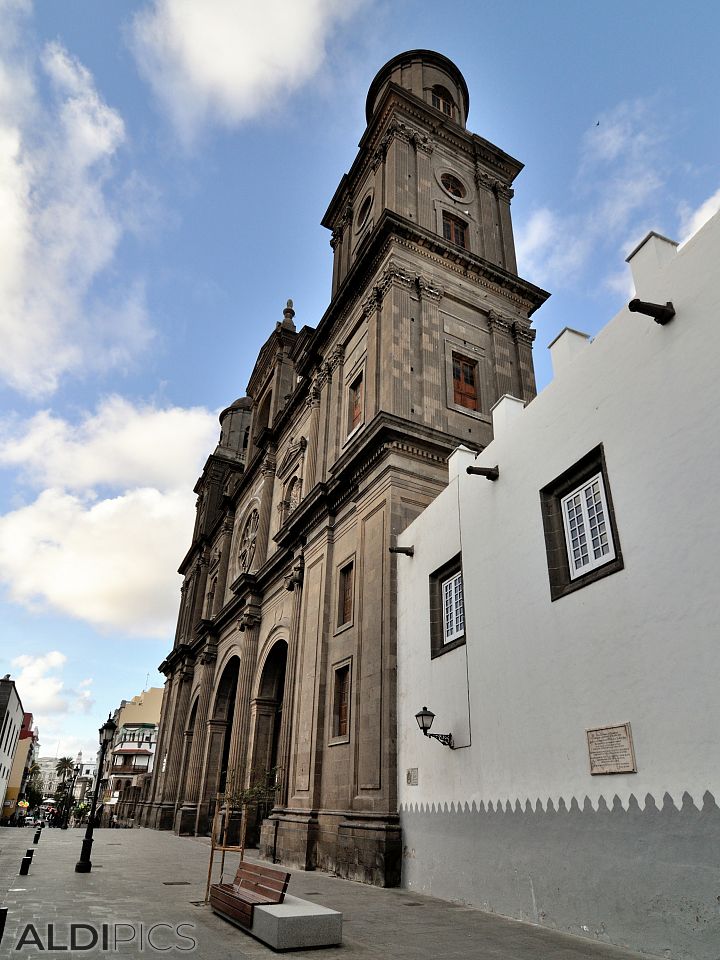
[0,676,24,818]
[73,756,97,804]
[1,710,37,822]
[101,688,163,825]
[36,756,61,797]
[396,213,720,960]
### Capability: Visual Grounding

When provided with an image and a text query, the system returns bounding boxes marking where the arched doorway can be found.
[200,656,239,831]
[247,640,287,844]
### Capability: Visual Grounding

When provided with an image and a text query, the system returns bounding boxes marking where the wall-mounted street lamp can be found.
[628,298,675,325]
[75,715,117,873]
[415,707,454,749]
[466,465,499,481]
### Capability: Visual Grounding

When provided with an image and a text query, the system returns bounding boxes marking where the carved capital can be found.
[486,309,511,334]
[378,261,414,301]
[327,344,345,373]
[238,599,262,632]
[283,554,305,592]
[330,228,342,250]
[511,321,536,345]
[409,130,433,155]
[361,288,381,317]
[416,275,444,302]
[261,455,276,477]
[305,374,322,409]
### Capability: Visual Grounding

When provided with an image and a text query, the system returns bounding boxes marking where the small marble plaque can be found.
[586,722,637,775]
[406,768,419,786]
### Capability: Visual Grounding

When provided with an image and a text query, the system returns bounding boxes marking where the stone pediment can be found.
[277,436,307,480]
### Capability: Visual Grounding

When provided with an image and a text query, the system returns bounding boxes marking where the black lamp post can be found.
[75,715,116,873]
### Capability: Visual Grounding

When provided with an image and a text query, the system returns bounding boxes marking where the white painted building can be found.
[0,677,24,817]
[396,211,720,960]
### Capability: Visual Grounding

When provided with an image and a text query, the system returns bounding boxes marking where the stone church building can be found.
[139,49,548,885]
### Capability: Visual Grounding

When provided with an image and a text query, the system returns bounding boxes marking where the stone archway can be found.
[246,640,287,844]
[197,655,239,833]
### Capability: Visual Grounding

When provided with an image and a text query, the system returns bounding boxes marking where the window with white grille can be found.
[561,472,615,579]
[441,572,465,642]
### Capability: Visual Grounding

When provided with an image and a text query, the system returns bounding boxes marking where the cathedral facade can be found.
[139,50,548,885]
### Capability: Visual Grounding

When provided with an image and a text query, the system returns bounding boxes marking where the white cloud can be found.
[516,99,665,292]
[132,0,367,141]
[0,398,219,637]
[0,395,219,492]
[0,11,153,397]
[678,186,720,244]
[11,651,69,713]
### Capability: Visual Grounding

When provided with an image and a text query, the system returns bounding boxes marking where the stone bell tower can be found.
[321,48,548,452]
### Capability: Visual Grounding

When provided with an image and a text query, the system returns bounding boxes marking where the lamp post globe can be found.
[75,714,117,873]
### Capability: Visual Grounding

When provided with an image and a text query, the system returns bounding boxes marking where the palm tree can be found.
[56,757,74,781]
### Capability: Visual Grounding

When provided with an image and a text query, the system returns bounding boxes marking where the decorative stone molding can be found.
[238,599,262,632]
[326,344,345,374]
[377,261,414,302]
[475,168,514,200]
[511,321,536,345]
[277,436,307,479]
[486,309,512,333]
[330,228,342,250]
[305,374,322,409]
[284,554,305,592]
[361,288,381,317]
[416,275,444,302]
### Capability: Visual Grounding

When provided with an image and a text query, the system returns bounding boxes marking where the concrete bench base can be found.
[249,893,342,950]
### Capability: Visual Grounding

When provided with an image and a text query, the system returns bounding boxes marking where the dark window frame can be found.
[452,352,479,411]
[348,372,364,434]
[442,211,468,248]
[337,560,355,629]
[429,553,466,659]
[539,444,624,602]
[330,659,352,744]
[431,85,455,117]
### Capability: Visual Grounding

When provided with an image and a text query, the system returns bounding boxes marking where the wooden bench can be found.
[209,861,290,929]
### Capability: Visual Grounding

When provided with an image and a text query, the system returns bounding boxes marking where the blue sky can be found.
[1,0,718,762]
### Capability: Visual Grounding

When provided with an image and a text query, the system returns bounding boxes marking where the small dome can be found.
[365,50,470,128]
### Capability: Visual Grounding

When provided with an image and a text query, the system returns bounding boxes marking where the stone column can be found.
[302,373,322,491]
[174,645,216,834]
[157,662,193,829]
[417,275,445,429]
[487,310,515,402]
[512,322,537,401]
[226,603,262,787]
[252,459,276,573]
[213,516,234,610]
[275,554,304,806]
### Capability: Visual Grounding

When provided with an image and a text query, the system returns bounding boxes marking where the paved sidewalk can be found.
[0,827,653,958]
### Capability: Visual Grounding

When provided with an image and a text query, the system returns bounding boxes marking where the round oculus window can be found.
[440,173,466,198]
[357,194,373,229]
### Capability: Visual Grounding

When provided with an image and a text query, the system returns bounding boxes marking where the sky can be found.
[0,0,718,763]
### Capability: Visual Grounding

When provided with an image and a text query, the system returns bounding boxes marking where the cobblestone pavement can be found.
[0,826,652,959]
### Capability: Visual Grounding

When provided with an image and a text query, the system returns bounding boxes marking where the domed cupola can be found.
[365,49,470,128]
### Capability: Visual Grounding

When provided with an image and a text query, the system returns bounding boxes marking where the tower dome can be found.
[365,49,470,128]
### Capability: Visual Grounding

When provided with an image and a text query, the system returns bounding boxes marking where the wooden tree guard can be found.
[204,767,280,903]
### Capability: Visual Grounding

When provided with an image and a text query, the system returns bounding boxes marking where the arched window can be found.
[238,509,259,573]
[431,85,454,117]
[283,476,302,523]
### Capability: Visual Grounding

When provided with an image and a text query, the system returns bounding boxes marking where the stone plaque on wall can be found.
[586,722,637,775]
[406,768,418,786]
